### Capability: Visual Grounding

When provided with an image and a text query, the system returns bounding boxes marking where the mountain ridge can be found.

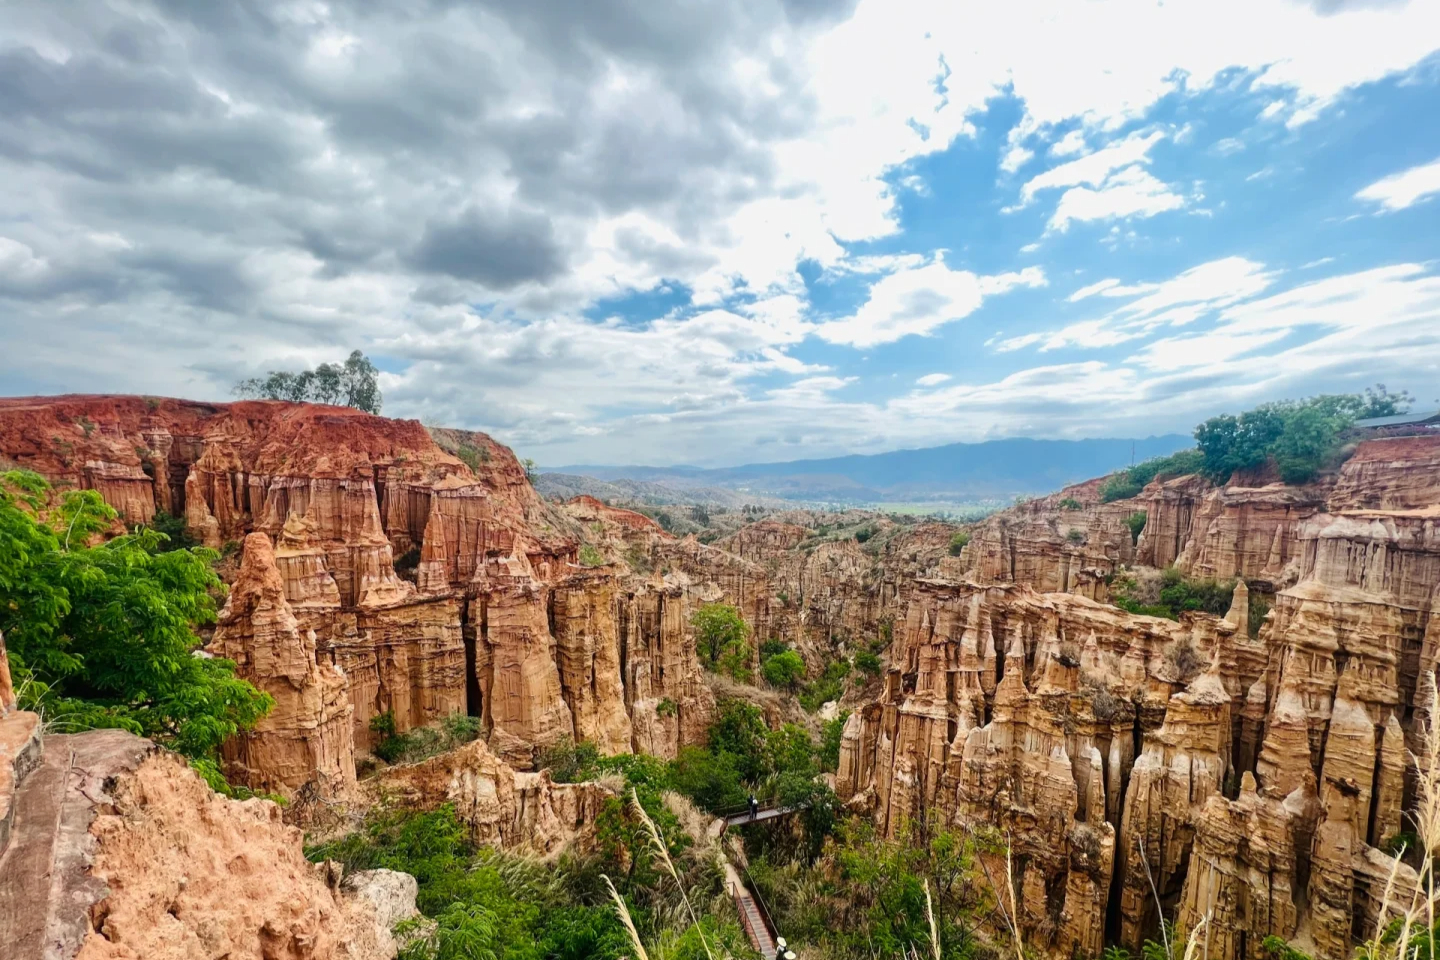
[544,433,1194,502]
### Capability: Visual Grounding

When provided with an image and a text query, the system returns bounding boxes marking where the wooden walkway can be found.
[719,802,801,828]
[724,861,777,958]
[718,801,807,957]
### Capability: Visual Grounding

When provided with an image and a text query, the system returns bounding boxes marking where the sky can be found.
[2,0,1439,468]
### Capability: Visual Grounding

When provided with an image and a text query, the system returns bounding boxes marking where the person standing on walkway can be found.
[749,793,758,820]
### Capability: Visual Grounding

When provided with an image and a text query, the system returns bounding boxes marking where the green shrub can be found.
[691,603,750,680]
[853,650,882,677]
[820,712,849,773]
[1066,529,1085,544]
[534,737,602,783]
[370,710,483,766]
[799,657,849,711]
[1058,497,1082,510]
[854,526,874,543]
[948,531,970,556]
[1195,386,1411,484]
[759,637,789,659]
[137,509,197,552]
[761,649,806,690]
[1112,567,1235,622]
[1100,449,1205,502]
[578,544,605,567]
[1,472,271,763]
[1126,510,1148,544]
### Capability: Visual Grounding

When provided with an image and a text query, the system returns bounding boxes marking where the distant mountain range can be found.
[544,434,1194,504]
[533,473,791,510]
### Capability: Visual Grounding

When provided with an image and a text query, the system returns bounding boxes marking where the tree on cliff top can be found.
[233,349,383,414]
[1194,384,1411,485]
[0,471,272,761]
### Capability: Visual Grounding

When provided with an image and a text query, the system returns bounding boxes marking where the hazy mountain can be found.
[532,472,790,509]
[545,434,1193,503]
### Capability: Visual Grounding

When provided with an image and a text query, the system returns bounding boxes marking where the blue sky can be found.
[2,0,1439,466]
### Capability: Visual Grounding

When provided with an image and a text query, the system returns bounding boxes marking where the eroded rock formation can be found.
[373,736,614,856]
[840,433,1440,960]
[0,717,392,960]
[0,396,717,793]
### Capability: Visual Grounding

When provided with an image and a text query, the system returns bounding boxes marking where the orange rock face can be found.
[210,533,357,795]
[838,435,1440,960]
[0,396,716,792]
[961,481,1141,600]
[373,736,614,855]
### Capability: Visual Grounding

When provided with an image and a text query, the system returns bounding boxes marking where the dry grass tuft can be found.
[603,874,651,960]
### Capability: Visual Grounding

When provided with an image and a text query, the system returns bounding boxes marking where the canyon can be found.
[3,393,1438,960]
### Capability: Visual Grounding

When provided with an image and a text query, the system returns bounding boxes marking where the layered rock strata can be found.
[0,396,716,793]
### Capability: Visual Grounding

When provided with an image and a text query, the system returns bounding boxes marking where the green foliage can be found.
[1058,497,1083,510]
[798,656,850,711]
[655,697,677,718]
[1142,920,1181,960]
[854,649,883,677]
[233,349,383,413]
[369,711,482,765]
[751,816,996,959]
[853,525,875,543]
[707,699,770,783]
[820,712,849,772]
[669,746,748,812]
[1103,946,1134,960]
[1112,567,1236,622]
[1126,510,1148,544]
[455,444,482,472]
[137,509,196,552]
[1100,449,1205,502]
[690,603,750,680]
[1262,935,1314,960]
[761,647,806,690]
[309,805,661,960]
[1248,593,1270,639]
[1066,529,1086,544]
[535,737,604,783]
[578,544,605,567]
[1194,385,1412,484]
[189,756,286,804]
[948,531,970,556]
[1,472,271,761]
[1382,830,1419,856]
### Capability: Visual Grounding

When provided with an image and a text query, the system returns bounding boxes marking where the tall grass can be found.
[1357,674,1440,960]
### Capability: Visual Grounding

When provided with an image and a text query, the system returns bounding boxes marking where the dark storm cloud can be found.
[409,207,567,289]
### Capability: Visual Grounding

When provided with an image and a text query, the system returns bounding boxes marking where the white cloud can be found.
[816,260,1046,348]
[1213,137,1246,156]
[993,332,1044,353]
[4,0,1440,465]
[1018,131,1168,206]
[1069,278,1121,301]
[1050,130,1088,157]
[916,373,951,386]
[1355,157,1440,211]
[1133,328,1292,371]
[1000,145,1035,174]
[1047,165,1187,232]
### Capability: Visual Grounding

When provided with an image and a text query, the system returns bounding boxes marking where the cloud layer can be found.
[2,0,1438,465]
